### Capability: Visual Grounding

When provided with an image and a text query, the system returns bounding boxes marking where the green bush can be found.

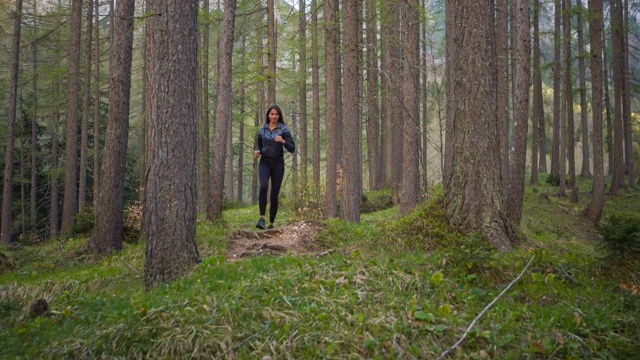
[597,214,640,259]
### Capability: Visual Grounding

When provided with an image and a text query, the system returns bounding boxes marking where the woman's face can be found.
[269,109,280,124]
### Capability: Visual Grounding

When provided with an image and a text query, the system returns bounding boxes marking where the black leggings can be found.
[258,159,285,224]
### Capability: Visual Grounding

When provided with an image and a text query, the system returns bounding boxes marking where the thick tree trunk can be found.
[444,0,515,251]
[506,0,530,223]
[1,0,23,244]
[340,0,361,222]
[90,0,135,255]
[584,0,605,223]
[207,0,237,220]
[237,37,245,203]
[323,0,338,218]
[144,0,200,289]
[400,0,420,216]
[61,0,83,234]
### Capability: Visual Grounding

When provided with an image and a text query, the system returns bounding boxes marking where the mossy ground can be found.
[1,176,638,359]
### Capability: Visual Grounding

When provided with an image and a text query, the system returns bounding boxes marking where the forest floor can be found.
[225,220,328,259]
[1,177,639,359]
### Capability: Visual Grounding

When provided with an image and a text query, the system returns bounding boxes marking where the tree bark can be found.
[576,0,591,177]
[324,0,338,218]
[530,0,541,185]
[311,0,321,199]
[563,0,578,201]
[90,0,135,255]
[496,0,510,191]
[609,0,625,192]
[267,0,276,105]
[207,0,237,220]
[444,0,515,251]
[197,0,211,212]
[79,0,93,211]
[30,0,38,225]
[551,0,562,178]
[366,0,381,191]
[622,0,633,187]
[299,0,308,196]
[61,0,83,234]
[93,0,101,208]
[1,0,23,244]
[506,0,530,223]
[400,0,420,216]
[340,0,362,222]
[144,0,200,289]
[583,0,605,223]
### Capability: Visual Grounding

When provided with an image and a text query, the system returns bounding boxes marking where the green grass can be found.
[1,180,639,359]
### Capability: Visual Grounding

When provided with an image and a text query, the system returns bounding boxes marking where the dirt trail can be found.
[225,220,328,260]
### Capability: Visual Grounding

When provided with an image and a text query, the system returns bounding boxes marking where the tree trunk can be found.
[1,0,23,244]
[207,0,237,220]
[267,0,276,105]
[323,0,338,218]
[551,0,562,178]
[237,37,245,203]
[144,0,200,289]
[311,0,321,198]
[30,0,38,225]
[340,0,361,222]
[197,0,211,212]
[530,0,541,185]
[380,0,397,189]
[444,0,515,251]
[225,107,234,202]
[299,0,308,196]
[421,0,428,195]
[90,0,135,255]
[576,0,591,177]
[253,16,265,205]
[496,0,510,191]
[366,0,381,191]
[583,0,604,223]
[79,0,93,211]
[61,0,83,234]
[602,31,613,176]
[563,0,578,202]
[400,0,420,216]
[622,0,633,187]
[93,0,101,208]
[609,0,625,192]
[506,0,530,223]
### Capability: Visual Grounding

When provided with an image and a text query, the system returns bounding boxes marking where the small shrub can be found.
[545,174,561,186]
[123,201,142,243]
[360,192,393,213]
[597,214,640,259]
[64,207,95,238]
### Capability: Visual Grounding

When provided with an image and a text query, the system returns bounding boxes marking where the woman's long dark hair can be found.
[265,104,286,124]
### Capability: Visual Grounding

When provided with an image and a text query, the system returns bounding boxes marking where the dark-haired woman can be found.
[254,105,295,229]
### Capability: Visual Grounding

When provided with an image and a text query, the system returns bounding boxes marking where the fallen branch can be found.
[436,254,536,360]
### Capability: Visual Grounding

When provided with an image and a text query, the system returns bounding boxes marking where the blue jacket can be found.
[255,123,295,162]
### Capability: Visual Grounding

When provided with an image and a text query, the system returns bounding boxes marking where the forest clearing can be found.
[1,178,639,359]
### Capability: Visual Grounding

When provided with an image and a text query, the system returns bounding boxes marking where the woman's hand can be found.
[274,135,286,144]
[253,150,261,159]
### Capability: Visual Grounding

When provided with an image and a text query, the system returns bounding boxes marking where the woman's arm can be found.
[282,128,295,153]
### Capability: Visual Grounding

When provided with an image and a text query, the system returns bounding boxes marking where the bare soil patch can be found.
[225,220,328,260]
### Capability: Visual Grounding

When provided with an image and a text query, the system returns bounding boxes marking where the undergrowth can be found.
[1,180,639,359]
